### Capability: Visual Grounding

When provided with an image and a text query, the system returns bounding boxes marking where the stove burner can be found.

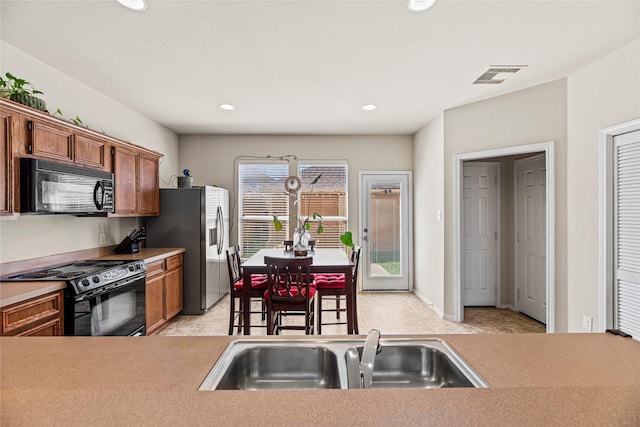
[73,261,97,267]
[21,270,62,279]
[56,271,87,279]
[97,261,125,267]
[73,260,123,267]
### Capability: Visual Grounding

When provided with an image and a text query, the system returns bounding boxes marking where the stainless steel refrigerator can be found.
[146,186,229,314]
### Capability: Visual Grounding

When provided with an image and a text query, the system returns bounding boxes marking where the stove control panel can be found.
[69,261,146,295]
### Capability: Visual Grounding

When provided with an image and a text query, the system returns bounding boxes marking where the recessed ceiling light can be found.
[362,104,377,111]
[116,0,147,11]
[407,0,436,12]
[219,103,235,111]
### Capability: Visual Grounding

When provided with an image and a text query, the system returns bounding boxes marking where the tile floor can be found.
[157,291,545,336]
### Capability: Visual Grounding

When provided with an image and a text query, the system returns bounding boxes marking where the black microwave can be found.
[20,158,114,215]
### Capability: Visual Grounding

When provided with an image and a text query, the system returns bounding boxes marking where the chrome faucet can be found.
[346,329,381,389]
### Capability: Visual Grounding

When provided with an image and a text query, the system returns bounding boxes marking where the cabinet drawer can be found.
[1,291,63,336]
[28,120,73,162]
[74,133,106,170]
[145,259,166,278]
[166,254,183,270]
[17,318,61,337]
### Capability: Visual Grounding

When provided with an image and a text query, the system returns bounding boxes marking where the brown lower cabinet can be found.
[1,290,64,336]
[146,254,183,335]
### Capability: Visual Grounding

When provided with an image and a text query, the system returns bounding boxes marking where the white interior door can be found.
[360,172,411,291]
[515,155,547,323]
[613,130,640,339]
[462,163,499,306]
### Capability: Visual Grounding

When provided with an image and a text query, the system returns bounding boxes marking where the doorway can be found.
[462,162,500,307]
[454,142,555,332]
[514,154,547,323]
[359,171,412,291]
[599,119,640,340]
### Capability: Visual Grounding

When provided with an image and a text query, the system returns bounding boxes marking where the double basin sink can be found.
[199,336,489,390]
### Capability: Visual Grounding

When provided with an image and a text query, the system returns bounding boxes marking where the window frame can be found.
[296,160,349,249]
[237,160,290,258]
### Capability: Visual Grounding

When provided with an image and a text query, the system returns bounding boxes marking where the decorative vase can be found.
[177,176,193,188]
[293,226,311,257]
[10,93,47,112]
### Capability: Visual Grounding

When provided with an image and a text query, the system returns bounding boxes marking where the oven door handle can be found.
[75,274,146,301]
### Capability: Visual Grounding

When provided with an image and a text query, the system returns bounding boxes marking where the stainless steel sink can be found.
[199,337,489,391]
[352,344,480,388]
[200,342,344,390]
[211,345,341,390]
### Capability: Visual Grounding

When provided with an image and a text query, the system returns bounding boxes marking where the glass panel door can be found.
[360,172,411,291]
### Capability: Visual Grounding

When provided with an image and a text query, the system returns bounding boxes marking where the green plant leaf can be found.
[272,215,283,232]
[316,223,324,234]
[305,222,311,230]
[310,174,322,185]
[340,231,354,247]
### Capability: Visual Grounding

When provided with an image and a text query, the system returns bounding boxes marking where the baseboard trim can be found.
[413,290,445,319]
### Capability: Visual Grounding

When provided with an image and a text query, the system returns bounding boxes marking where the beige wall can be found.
[415,38,639,332]
[178,134,413,250]
[566,39,640,332]
[413,114,445,313]
[0,43,179,264]
[442,79,569,329]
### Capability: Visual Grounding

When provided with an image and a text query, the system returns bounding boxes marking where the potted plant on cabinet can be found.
[0,72,47,112]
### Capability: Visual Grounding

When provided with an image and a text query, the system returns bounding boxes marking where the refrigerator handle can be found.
[217,206,224,255]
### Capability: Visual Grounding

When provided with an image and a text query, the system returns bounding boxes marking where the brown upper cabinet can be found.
[111,143,161,217]
[0,97,162,217]
[0,108,13,215]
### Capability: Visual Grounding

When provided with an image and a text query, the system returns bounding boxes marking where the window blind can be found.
[238,162,289,257]
[614,130,640,340]
[298,162,348,249]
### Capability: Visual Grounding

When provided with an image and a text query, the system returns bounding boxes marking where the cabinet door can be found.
[27,119,74,162]
[0,109,11,214]
[74,132,107,170]
[138,154,160,216]
[18,318,61,336]
[112,146,138,215]
[165,267,183,320]
[1,290,63,336]
[145,274,165,335]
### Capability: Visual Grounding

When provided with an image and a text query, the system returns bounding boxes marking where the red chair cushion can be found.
[315,273,345,281]
[314,274,346,289]
[233,275,269,290]
[265,286,316,299]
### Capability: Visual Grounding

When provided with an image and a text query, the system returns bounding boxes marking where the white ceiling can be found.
[1,0,639,135]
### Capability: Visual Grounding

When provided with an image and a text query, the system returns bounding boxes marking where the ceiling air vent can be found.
[473,66,527,85]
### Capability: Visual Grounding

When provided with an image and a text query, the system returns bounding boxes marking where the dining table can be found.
[240,248,356,335]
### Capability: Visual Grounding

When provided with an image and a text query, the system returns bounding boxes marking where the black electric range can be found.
[2,259,147,336]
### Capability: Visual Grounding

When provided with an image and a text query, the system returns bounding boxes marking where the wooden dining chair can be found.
[315,245,361,335]
[264,256,315,335]
[226,245,268,335]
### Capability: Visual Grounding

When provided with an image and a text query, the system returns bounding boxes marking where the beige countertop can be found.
[1,333,639,426]
[0,248,184,308]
